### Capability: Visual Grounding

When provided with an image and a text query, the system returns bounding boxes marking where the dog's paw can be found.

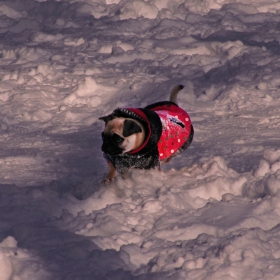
[102,178,114,185]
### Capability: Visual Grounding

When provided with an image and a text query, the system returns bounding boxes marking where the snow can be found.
[1,0,280,279]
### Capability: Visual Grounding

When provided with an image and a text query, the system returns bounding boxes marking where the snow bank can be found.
[0,236,50,279]
[117,0,280,18]
[51,153,280,278]
[119,1,159,20]
[1,0,280,279]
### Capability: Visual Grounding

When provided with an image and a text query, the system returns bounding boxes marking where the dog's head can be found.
[99,114,145,156]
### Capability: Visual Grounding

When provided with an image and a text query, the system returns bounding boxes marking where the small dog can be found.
[99,85,194,183]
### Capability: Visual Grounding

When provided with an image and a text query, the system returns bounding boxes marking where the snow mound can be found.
[0,236,50,279]
[2,0,280,278]
[119,1,159,20]
[48,154,280,277]
[63,77,115,108]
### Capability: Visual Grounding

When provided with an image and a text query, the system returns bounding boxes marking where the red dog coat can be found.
[151,103,192,160]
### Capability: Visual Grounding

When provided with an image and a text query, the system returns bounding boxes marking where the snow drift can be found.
[1,0,280,279]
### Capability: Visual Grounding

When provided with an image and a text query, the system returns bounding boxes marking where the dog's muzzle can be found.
[101,133,124,155]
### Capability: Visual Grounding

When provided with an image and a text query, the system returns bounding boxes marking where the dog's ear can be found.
[123,120,142,137]
[99,114,115,124]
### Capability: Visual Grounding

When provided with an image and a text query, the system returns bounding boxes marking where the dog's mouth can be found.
[101,132,124,155]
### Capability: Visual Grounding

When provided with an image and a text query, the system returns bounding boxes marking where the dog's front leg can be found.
[102,160,117,184]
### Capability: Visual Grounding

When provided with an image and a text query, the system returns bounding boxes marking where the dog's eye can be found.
[112,133,124,144]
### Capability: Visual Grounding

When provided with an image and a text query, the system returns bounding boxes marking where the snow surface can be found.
[1,0,280,279]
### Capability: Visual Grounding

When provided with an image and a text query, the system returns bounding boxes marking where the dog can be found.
[99,85,194,184]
